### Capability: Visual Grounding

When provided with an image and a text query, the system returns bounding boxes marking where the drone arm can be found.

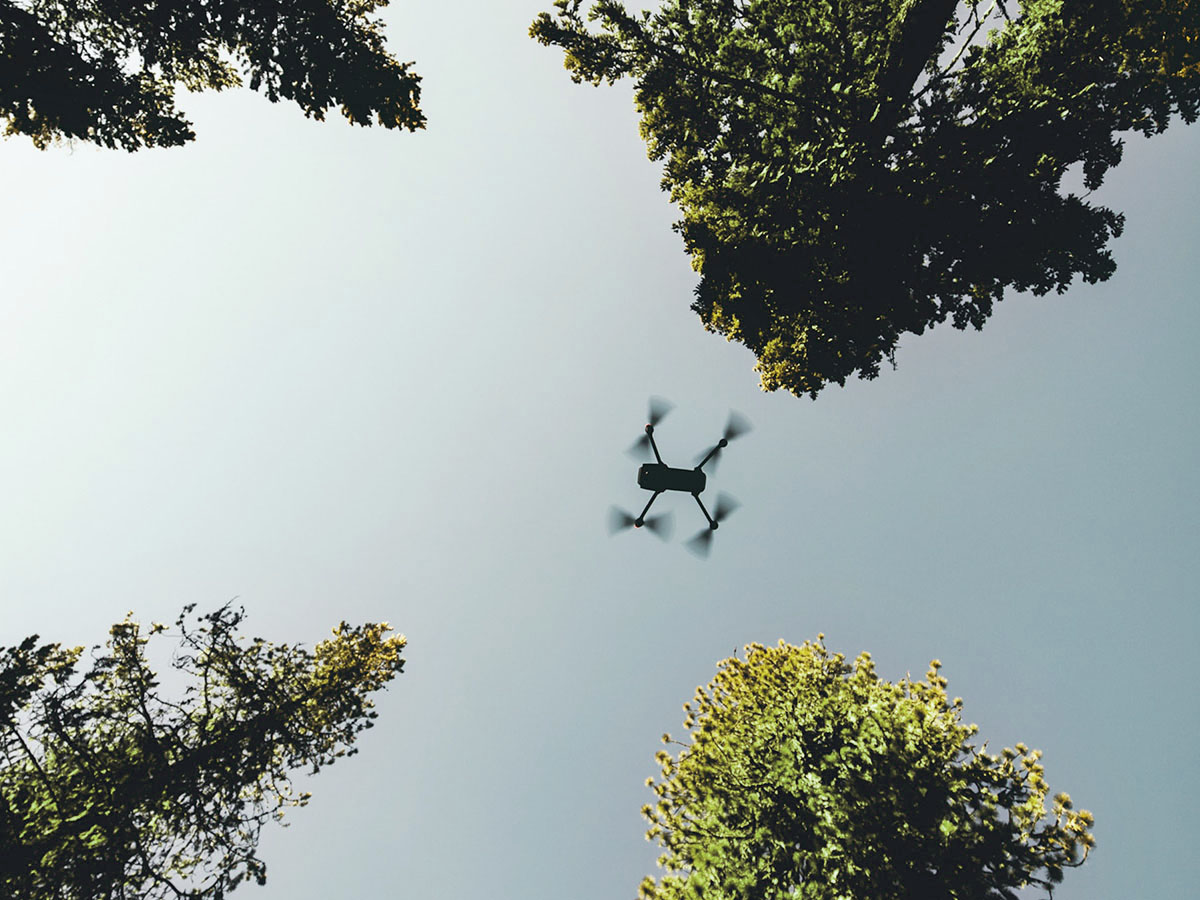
[636,491,664,525]
[693,493,717,529]
[694,436,728,472]
[646,426,666,465]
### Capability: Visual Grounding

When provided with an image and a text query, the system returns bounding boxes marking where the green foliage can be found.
[532,1,1200,397]
[0,0,424,150]
[0,604,406,899]
[640,639,1093,899]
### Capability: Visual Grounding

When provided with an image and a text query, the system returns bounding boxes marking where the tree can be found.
[640,639,1093,899]
[532,1,1200,397]
[0,0,424,150]
[0,604,406,899]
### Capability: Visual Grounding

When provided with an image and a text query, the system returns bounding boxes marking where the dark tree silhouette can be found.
[0,0,423,150]
[533,0,1200,397]
[0,604,406,899]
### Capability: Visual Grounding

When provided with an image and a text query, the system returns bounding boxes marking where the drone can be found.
[608,397,750,557]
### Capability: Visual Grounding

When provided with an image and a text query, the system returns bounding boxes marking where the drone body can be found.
[609,398,749,556]
[637,462,706,495]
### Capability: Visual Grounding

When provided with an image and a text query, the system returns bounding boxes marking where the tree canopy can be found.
[0,604,406,899]
[640,639,1093,899]
[532,0,1200,397]
[0,0,424,150]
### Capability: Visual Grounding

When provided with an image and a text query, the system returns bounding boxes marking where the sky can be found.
[1,3,1198,899]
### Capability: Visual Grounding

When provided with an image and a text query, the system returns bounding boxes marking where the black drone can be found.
[608,398,750,557]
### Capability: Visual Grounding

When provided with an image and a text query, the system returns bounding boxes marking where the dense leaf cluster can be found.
[533,0,1200,396]
[0,605,406,899]
[0,0,424,149]
[641,639,1093,899]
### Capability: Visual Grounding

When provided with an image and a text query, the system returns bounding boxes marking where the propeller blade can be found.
[685,528,715,558]
[648,396,674,427]
[607,506,637,535]
[642,511,674,541]
[626,433,652,460]
[712,492,740,524]
[723,411,752,443]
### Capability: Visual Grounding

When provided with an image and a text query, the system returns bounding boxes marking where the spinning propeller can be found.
[684,493,740,558]
[607,506,674,540]
[626,396,674,459]
[693,411,753,474]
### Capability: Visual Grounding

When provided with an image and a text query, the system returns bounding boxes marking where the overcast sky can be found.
[1,3,1197,899]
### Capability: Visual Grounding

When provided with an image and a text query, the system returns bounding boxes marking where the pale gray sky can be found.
[1,3,1197,899]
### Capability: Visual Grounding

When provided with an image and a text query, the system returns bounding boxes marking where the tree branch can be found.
[875,0,961,111]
